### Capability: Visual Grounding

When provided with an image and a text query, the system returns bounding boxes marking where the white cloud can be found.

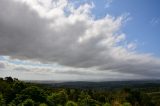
[127,43,137,50]
[105,0,113,8]
[150,17,160,26]
[0,0,160,80]
[0,62,5,69]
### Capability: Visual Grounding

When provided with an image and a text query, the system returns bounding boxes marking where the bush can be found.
[0,94,5,106]
[22,99,34,106]
[122,102,132,106]
[21,86,46,102]
[47,90,68,105]
[39,103,48,106]
[66,101,78,106]
[103,102,111,106]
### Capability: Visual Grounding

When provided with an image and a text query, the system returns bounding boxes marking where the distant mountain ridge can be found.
[25,80,160,89]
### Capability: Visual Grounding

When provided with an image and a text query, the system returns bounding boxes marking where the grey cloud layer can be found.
[0,62,5,69]
[0,0,160,79]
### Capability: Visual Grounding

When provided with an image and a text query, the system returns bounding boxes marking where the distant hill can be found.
[26,80,160,89]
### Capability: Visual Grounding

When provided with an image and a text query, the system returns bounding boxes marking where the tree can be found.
[22,99,34,106]
[68,89,78,101]
[98,95,106,103]
[39,103,48,106]
[12,86,46,105]
[5,77,13,83]
[103,102,111,106]
[126,90,141,105]
[112,100,122,106]
[78,94,100,106]
[66,101,78,106]
[47,90,68,105]
[122,102,132,106]
[0,77,3,81]
[12,81,27,93]
[8,102,16,106]
[21,86,46,102]
[0,94,5,106]
[13,78,18,81]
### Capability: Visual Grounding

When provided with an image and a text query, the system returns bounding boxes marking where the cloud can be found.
[0,0,160,80]
[150,17,160,26]
[105,0,113,8]
[0,62,5,69]
[127,43,137,50]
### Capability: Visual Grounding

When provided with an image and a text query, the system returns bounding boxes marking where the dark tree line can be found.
[0,77,159,106]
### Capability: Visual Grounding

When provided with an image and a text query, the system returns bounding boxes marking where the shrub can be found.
[22,99,34,106]
[66,101,78,106]
[122,102,132,106]
[103,102,111,106]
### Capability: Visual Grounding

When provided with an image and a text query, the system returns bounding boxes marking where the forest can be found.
[0,77,160,106]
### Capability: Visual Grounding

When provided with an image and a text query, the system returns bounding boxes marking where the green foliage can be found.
[13,81,27,93]
[47,90,68,105]
[5,76,14,83]
[22,99,34,106]
[21,86,46,102]
[8,102,16,106]
[122,102,132,106]
[12,86,46,105]
[66,101,78,106]
[78,96,100,106]
[0,94,5,106]
[126,90,141,104]
[0,77,160,106]
[98,95,106,103]
[39,103,48,106]
[103,102,111,106]
[68,89,78,101]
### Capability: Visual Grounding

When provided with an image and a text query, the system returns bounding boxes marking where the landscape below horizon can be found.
[1,77,160,105]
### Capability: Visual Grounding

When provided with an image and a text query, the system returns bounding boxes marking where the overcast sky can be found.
[0,0,160,81]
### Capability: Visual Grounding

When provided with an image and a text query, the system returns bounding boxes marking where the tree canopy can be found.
[0,77,159,106]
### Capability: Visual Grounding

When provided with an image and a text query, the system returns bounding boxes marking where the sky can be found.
[0,0,160,81]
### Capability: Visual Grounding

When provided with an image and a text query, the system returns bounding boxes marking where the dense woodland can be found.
[0,77,160,106]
